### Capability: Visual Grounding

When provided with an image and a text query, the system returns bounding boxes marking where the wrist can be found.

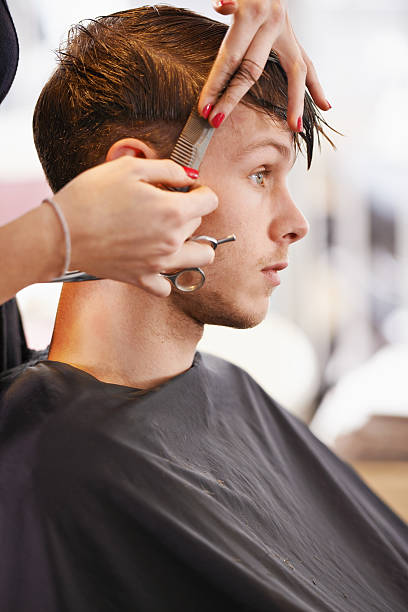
[34,202,67,282]
[52,190,83,272]
[42,198,72,276]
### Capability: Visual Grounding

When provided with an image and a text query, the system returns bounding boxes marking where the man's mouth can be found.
[261,262,288,286]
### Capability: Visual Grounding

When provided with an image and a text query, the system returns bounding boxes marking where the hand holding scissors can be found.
[48,107,234,289]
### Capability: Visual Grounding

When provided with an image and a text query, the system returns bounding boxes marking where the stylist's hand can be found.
[200,0,330,131]
[53,156,218,297]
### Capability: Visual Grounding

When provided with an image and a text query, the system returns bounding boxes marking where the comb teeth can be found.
[170,106,215,170]
[171,136,196,168]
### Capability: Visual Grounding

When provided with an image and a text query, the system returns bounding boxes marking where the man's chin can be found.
[175,290,269,330]
[203,312,265,330]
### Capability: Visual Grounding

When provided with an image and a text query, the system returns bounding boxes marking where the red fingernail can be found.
[183,166,199,179]
[326,100,332,109]
[212,112,225,128]
[297,116,303,132]
[217,1,236,6]
[202,103,213,119]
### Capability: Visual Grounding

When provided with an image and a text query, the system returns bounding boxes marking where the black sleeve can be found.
[0,298,30,374]
[0,0,19,104]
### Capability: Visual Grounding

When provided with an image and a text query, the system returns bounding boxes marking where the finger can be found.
[275,18,307,132]
[212,0,237,16]
[282,53,307,132]
[199,5,271,116]
[159,215,202,255]
[298,43,331,110]
[130,158,200,188]
[208,20,280,123]
[137,273,172,298]
[172,185,219,223]
[162,241,215,272]
[178,216,203,243]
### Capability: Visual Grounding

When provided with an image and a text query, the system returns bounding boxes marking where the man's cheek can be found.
[197,210,230,239]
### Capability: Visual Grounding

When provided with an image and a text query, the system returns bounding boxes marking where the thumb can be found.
[212,1,238,16]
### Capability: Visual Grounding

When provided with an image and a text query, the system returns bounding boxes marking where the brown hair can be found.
[33,5,333,193]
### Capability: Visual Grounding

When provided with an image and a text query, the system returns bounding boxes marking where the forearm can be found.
[0,203,64,305]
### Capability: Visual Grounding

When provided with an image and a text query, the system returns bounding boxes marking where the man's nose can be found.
[268,192,309,245]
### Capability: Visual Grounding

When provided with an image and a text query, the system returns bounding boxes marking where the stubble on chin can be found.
[170,287,269,330]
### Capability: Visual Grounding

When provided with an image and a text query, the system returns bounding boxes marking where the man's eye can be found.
[249,169,269,187]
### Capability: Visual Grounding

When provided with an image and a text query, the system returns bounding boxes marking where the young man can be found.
[1,7,407,612]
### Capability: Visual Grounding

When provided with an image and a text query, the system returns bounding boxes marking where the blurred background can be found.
[1,0,407,518]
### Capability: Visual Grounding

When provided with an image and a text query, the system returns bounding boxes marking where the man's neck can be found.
[48,280,203,389]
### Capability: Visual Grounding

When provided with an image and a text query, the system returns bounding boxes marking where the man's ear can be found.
[105,138,158,162]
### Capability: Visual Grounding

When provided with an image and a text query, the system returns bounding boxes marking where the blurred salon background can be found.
[1,1,407,518]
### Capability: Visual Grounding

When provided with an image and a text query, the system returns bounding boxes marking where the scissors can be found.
[48,106,236,290]
[161,234,236,292]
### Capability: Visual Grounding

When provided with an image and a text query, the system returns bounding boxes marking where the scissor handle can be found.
[191,234,236,250]
[161,267,205,292]
[161,234,236,292]
[190,235,218,249]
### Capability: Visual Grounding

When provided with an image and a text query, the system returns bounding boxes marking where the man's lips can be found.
[262,263,288,272]
[261,262,288,286]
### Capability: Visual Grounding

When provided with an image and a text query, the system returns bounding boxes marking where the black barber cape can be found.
[1,353,407,612]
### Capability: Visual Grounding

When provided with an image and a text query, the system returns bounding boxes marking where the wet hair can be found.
[33,5,333,193]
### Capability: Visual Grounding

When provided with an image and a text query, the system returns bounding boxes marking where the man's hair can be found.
[33,5,333,193]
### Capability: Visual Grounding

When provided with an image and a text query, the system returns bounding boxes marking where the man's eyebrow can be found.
[235,138,295,165]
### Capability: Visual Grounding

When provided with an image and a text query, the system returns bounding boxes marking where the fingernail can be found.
[213,0,236,7]
[183,166,199,179]
[212,112,225,128]
[202,104,213,119]
[326,100,332,109]
[297,116,303,132]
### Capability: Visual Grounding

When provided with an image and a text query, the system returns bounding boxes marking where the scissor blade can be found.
[46,271,99,283]
[170,106,215,170]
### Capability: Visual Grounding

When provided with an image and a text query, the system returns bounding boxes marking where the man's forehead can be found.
[234,136,295,165]
[219,105,295,165]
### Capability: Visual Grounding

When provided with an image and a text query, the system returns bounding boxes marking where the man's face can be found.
[171,104,309,329]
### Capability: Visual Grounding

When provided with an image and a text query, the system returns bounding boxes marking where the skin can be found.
[204,0,330,130]
[49,105,308,390]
